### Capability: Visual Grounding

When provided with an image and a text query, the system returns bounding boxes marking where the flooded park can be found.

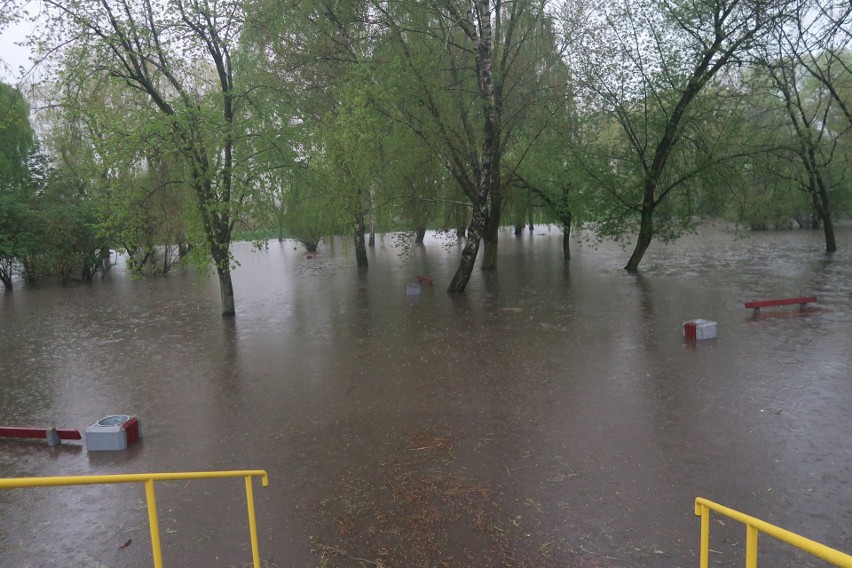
[1,225,851,568]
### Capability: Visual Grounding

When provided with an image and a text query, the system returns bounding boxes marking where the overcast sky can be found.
[1,18,35,84]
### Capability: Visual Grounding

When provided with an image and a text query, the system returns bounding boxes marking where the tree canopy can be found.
[1,0,848,303]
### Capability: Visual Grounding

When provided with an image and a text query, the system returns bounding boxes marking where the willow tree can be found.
[373,0,569,291]
[0,82,37,289]
[566,0,794,272]
[502,46,578,260]
[32,73,194,276]
[244,0,387,268]
[41,0,248,315]
[757,50,847,251]
[318,71,387,267]
[0,82,34,192]
[760,0,852,251]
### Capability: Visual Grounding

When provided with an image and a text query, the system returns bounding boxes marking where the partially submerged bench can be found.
[0,427,82,446]
[744,296,817,316]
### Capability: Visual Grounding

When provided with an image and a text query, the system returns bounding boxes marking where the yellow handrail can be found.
[0,470,269,568]
[695,497,852,568]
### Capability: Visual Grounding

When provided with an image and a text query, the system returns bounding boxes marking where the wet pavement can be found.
[1,225,851,567]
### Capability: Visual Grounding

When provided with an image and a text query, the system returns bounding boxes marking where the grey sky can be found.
[1,18,34,83]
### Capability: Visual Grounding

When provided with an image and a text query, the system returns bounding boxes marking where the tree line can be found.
[0,0,850,315]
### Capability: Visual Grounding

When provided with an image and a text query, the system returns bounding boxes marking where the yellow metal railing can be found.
[695,497,852,568]
[0,470,269,568]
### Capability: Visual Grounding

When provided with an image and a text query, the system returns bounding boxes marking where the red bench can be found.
[0,427,82,445]
[744,296,817,316]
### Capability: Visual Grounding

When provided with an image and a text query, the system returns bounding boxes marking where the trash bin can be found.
[406,283,422,296]
[683,319,718,340]
[85,415,142,451]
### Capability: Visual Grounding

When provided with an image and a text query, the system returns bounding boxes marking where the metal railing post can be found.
[746,524,758,568]
[696,502,709,568]
[245,475,261,568]
[144,478,164,568]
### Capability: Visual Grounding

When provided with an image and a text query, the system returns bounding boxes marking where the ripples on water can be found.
[1,225,850,567]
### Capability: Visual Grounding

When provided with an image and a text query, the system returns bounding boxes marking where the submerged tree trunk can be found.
[811,168,836,252]
[479,13,501,272]
[822,214,836,252]
[354,210,368,268]
[217,267,235,316]
[414,225,427,245]
[561,190,572,261]
[195,171,236,317]
[178,242,193,259]
[208,230,236,316]
[448,205,486,292]
[481,228,498,269]
[369,186,377,247]
[625,199,654,273]
[99,248,111,272]
[0,260,12,290]
[481,193,500,270]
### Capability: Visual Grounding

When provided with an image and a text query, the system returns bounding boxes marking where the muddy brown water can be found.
[1,225,851,568]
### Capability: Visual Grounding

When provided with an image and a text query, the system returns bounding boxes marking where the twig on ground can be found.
[579,545,622,561]
[314,543,386,567]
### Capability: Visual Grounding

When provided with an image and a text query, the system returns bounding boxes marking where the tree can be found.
[0,82,35,192]
[504,55,578,260]
[761,54,845,250]
[21,166,113,284]
[321,70,386,268]
[281,159,338,252]
[41,0,250,315]
[566,0,794,272]
[0,194,35,289]
[245,0,569,286]
[245,0,384,268]
[374,0,569,291]
[392,133,446,245]
[0,81,37,289]
[36,73,196,277]
[756,0,852,250]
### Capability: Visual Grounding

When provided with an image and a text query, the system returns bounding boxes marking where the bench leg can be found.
[753,307,760,317]
[46,428,61,447]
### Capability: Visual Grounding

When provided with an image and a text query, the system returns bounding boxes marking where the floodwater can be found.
[1,225,851,568]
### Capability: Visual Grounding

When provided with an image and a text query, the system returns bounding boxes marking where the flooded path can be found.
[1,225,851,567]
